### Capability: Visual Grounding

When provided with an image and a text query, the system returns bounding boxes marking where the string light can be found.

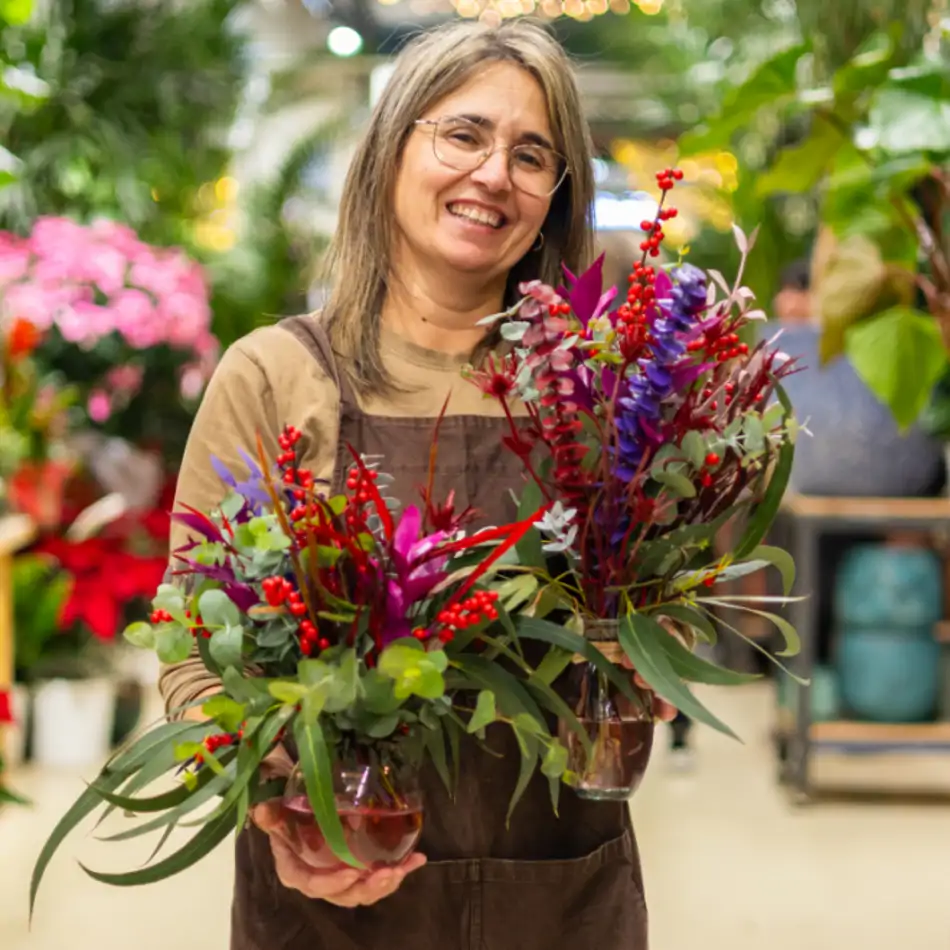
[447,0,661,20]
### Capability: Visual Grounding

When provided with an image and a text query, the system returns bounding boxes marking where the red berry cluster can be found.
[298,619,330,656]
[435,590,500,643]
[698,451,721,489]
[615,168,684,361]
[277,424,302,460]
[686,329,749,363]
[276,425,316,502]
[262,575,307,617]
[184,609,208,638]
[149,608,173,624]
[262,575,295,607]
[548,301,571,317]
[196,727,244,764]
[344,463,380,526]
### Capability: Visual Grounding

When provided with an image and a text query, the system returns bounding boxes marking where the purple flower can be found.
[614,264,708,482]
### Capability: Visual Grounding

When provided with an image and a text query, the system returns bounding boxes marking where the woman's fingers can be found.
[268,837,428,906]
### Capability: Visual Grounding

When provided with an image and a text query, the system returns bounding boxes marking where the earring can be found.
[532,232,545,252]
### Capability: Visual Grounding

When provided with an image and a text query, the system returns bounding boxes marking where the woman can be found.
[160,19,674,950]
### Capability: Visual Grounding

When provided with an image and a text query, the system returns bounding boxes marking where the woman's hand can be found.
[249,744,427,907]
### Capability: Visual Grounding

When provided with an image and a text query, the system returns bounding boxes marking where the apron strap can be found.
[278,313,358,409]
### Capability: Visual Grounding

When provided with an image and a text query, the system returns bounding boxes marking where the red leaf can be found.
[345,446,394,541]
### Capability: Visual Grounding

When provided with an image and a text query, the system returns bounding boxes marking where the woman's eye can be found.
[515,150,545,171]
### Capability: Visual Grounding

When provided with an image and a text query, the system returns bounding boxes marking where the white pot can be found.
[32,678,116,770]
[2,683,31,768]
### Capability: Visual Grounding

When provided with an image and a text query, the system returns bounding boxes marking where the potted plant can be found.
[30,427,576,901]
[469,169,802,799]
[679,26,950,494]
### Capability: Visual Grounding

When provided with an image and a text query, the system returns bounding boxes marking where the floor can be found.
[2,683,949,950]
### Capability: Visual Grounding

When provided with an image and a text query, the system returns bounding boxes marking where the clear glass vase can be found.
[280,753,423,870]
[557,618,655,801]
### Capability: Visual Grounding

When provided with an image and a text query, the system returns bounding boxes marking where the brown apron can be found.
[230,316,649,950]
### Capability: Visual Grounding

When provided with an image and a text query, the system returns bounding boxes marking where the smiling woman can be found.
[158,18,654,950]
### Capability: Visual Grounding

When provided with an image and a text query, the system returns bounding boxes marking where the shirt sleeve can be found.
[158,340,281,716]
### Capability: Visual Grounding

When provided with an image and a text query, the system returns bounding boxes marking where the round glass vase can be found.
[557,618,655,801]
[280,752,424,870]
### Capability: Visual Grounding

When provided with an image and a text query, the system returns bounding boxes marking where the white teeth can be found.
[448,203,503,228]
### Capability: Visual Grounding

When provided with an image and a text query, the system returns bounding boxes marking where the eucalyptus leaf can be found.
[123,622,155,650]
[467,690,496,733]
[155,624,194,664]
[199,589,241,630]
[209,623,244,669]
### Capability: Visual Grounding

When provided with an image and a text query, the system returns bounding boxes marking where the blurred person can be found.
[159,20,678,950]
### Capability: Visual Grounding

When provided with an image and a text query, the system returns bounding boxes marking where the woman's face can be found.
[392,62,556,286]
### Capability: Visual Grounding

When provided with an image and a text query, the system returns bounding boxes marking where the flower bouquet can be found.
[469,169,803,800]
[30,424,579,908]
[0,217,218,463]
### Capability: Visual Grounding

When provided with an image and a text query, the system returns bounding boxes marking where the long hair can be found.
[321,18,596,395]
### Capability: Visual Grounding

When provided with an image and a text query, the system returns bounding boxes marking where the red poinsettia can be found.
[34,535,167,642]
[0,689,14,725]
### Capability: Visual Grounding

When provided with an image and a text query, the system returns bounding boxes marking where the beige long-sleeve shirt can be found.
[158,316,507,714]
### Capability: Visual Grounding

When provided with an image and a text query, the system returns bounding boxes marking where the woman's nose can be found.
[469,148,512,193]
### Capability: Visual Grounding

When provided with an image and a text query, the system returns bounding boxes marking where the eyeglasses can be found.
[414,116,568,199]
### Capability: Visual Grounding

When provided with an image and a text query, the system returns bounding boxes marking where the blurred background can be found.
[1,0,950,947]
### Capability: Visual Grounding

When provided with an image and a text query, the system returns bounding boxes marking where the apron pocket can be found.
[478,830,648,950]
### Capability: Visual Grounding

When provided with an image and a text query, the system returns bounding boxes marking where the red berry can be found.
[318,638,330,651]
[672,169,684,180]
[705,452,721,466]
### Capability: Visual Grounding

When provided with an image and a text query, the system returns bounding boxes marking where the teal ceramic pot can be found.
[833,544,944,628]
[771,325,943,497]
[835,625,941,722]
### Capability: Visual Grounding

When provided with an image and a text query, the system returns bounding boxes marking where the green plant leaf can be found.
[198,589,241,630]
[366,713,401,738]
[268,681,309,705]
[454,654,548,734]
[845,307,946,430]
[869,85,950,154]
[153,584,188,624]
[507,730,539,824]
[30,764,129,917]
[620,614,739,740]
[744,545,796,596]
[679,43,808,154]
[653,469,697,499]
[516,617,640,705]
[79,806,237,886]
[123,622,156,650]
[680,430,706,469]
[423,719,451,795]
[648,603,717,645]
[699,599,801,658]
[294,717,361,868]
[541,741,568,779]
[656,632,760,686]
[467,690,496,733]
[202,696,246,734]
[0,0,33,26]
[515,479,546,569]
[734,385,795,559]
[756,114,845,197]
[209,623,244,669]
[155,624,194,664]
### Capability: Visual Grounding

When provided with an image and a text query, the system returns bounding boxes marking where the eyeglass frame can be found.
[412,116,570,198]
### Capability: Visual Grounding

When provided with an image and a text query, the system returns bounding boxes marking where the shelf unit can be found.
[774,493,950,801]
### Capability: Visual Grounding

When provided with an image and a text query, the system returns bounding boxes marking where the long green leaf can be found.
[699,599,801,657]
[655,632,761,686]
[648,604,717,645]
[454,654,549,734]
[620,614,739,740]
[78,807,237,886]
[95,767,235,843]
[30,766,129,917]
[423,721,452,796]
[745,545,796,596]
[734,384,795,559]
[107,721,209,776]
[293,717,361,869]
[515,480,546,568]
[516,617,640,704]
[506,730,540,825]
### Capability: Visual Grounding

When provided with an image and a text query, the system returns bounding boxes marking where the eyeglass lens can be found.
[431,117,564,197]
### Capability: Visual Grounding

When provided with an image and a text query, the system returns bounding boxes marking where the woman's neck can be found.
[381,262,507,355]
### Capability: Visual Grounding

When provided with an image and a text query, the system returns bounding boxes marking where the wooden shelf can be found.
[782,493,950,523]
[810,720,950,752]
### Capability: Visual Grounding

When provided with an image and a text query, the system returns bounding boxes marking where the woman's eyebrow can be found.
[453,113,555,151]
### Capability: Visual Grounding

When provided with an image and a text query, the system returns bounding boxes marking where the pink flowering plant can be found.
[0,217,218,461]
